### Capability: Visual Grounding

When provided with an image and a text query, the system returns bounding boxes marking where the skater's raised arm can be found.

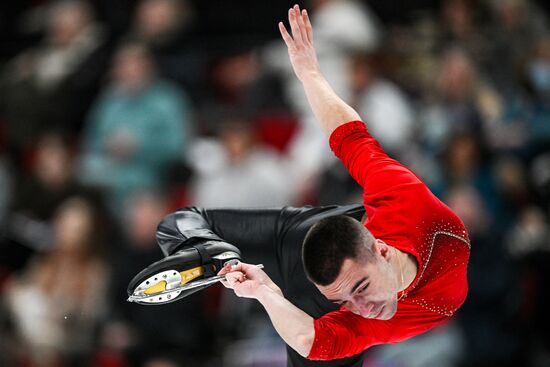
[279,5,426,201]
[279,4,361,137]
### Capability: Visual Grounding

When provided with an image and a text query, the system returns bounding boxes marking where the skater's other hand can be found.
[219,262,281,299]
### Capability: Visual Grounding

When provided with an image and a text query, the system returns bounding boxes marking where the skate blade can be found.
[127,263,264,304]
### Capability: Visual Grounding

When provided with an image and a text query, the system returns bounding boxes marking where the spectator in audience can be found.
[445,185,521,367]
[189,116,296,208]
[438,133,507,226]
[507,206,550,258]
[419,47,502,154]
[79,41,190,215]
[348,52,415,157]
[0,0,110,162]
[4,197,109,367]
[198,50,262,134]
[130,0,204,92]
[505,205,550,366]
[437,0,492,73]
[493,156,533,221]
[487,33,550,157]
[486,0,549,92]
[133,0,193,49]
[7,133,100,255]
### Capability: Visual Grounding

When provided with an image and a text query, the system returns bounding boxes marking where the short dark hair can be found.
[302,215,375,286]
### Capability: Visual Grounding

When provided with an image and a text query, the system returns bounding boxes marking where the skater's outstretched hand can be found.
[218,262,282,299]
[279,4,321,82]
[278,4,361,137]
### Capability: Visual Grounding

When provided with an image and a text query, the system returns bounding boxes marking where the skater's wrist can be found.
[256,284,283,302]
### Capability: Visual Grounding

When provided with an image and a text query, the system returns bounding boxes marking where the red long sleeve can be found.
[308,121,470,360]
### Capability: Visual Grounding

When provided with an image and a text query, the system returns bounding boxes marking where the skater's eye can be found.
[356,282,369,294]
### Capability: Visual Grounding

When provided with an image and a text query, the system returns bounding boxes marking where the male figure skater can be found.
[130,5,470,366]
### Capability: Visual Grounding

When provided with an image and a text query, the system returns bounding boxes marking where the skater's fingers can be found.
[288,6,304,46]
[225,271,245,286]
[279,21,293,48]
[218,262,233,276]
[302,9,313,44]
[229,261,245,271]
[229,262,259,273]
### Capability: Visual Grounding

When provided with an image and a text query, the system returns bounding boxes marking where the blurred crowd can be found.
[0,0,549,366]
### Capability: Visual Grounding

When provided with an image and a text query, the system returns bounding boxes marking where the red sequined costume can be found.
[308,121,471,360]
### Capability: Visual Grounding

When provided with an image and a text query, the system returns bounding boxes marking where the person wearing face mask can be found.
[130,5,470,366]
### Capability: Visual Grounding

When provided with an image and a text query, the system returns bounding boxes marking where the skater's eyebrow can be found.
[327,277,369,303]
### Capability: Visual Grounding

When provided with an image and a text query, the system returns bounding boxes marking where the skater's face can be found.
[317,239,400,320]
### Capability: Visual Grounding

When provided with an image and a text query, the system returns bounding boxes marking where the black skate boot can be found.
[127,240,241,305]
